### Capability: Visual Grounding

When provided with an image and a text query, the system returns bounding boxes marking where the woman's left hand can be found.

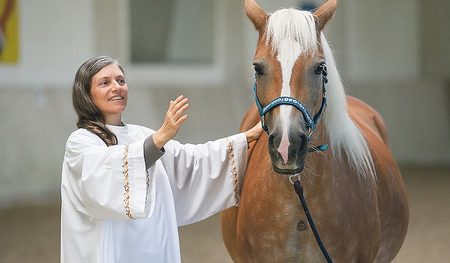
[244,122,264,143]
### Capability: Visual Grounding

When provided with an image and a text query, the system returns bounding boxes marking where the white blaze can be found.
[266,9,317,164]
[276,41,302,164]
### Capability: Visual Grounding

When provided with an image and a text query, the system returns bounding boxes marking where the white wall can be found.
[324,0,450,164]
[0,0,95,207]
[0,0,94,88]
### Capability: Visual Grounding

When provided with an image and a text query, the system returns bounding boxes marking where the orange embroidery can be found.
[122,145,134,219]
[226,138,239,205]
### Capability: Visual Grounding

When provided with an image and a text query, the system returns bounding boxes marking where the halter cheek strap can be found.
[253,66,328,141]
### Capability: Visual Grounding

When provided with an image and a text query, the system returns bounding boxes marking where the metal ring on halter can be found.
[308,127,313,140]
[289,174,301,185]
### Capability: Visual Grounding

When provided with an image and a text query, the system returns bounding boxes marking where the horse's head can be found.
[246,0,337,174]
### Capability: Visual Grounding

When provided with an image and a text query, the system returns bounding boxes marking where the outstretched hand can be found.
[153,95,189,149]
[244,122,264,143]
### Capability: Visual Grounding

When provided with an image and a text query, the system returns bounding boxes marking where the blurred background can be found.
[0,0,449,262]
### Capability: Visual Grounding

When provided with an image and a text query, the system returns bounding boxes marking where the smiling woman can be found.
[61,56,263,262]
[72,56,127,146]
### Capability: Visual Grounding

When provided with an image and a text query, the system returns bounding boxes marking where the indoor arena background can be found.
[1,0,449,262]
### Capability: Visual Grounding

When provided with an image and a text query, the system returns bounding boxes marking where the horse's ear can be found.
[313,0,337,31]
[245,0,268,32]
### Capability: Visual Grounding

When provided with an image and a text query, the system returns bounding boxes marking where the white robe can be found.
[61,124,248,263]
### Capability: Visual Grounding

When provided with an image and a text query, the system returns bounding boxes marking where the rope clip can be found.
[289,174,301,185]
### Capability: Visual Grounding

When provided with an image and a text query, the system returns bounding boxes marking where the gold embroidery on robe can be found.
[122,145,134,219]
[226,138,239,205]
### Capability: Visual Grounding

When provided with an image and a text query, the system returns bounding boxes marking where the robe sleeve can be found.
[62,129,158,221]
[158,133,248,226]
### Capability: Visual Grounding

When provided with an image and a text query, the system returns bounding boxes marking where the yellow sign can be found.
[0,0,18,63]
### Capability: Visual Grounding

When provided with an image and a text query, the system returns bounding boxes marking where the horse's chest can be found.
[238,191,325,261]
[237,178,380,262]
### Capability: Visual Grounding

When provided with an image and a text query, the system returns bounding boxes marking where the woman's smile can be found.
[108,96,124,101]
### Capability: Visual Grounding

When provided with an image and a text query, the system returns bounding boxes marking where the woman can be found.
[61,56,263,262]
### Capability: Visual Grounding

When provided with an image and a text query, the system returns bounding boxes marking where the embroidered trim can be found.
[145,171,150,204]
[122,145,134,219]
[226,138,239,204]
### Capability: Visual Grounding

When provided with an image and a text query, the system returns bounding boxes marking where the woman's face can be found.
[90,63,128,125]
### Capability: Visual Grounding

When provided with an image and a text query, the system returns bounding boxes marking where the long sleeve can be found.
[156,133,248,226]
[143,134,165,169]
[62,129,152,221]
[61,125,249,263]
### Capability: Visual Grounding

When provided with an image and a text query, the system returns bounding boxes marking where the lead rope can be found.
[290,174,333,263]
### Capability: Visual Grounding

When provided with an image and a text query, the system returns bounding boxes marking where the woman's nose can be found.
[111,80,122,91]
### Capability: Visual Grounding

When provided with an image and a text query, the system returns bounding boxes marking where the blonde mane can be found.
[266,8,375,184]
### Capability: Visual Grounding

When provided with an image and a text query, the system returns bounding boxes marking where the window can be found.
[129,0,214,65]
[94,0,226,86]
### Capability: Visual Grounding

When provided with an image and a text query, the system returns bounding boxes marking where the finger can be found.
[172,98,189,114]
[175,103,189,117]
[167,101,175,115]
[176,114,188,126]
[175,97,188,108]
[173,95,184,107]
[168,95,184,111]
[172,104,189,123]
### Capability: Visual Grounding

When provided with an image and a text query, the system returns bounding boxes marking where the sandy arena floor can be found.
[0,167,449,262]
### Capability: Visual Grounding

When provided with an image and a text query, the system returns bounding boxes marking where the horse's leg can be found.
[220,207,241,262]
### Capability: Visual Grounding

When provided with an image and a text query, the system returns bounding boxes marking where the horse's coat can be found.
[221,1,409,262]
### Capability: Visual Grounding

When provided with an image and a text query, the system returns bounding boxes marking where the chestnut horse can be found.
[220,0,409,262]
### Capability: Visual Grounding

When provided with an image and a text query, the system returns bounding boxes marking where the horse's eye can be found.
[314,63,327,75]
[253,63,264,76]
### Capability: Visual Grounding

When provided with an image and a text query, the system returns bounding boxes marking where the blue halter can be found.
[253,64,328,140]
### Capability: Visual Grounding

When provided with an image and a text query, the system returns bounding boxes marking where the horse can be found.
[220,0,409,262]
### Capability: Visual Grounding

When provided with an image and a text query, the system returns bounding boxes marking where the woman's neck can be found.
[105,114,122,126]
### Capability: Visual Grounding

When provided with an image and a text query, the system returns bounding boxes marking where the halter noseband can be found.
[254,64,328,140]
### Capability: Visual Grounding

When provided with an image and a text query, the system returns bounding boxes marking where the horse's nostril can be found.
[268,134,274,145]
[289,131,308,155]
[267,134,276,151]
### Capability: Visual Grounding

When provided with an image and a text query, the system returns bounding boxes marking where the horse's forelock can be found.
[266,9,318,56]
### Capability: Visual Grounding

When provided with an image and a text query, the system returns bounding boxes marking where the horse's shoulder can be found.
[346,95,390,147]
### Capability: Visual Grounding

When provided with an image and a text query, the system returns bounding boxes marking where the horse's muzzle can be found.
[267,128,309,174]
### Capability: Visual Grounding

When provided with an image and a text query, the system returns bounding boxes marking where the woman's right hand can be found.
[153,95,189,149]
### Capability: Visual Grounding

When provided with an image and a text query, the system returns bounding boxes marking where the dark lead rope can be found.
[291,174,333,263]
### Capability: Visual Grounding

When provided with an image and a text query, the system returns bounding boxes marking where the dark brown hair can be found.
[72,56,124,146]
